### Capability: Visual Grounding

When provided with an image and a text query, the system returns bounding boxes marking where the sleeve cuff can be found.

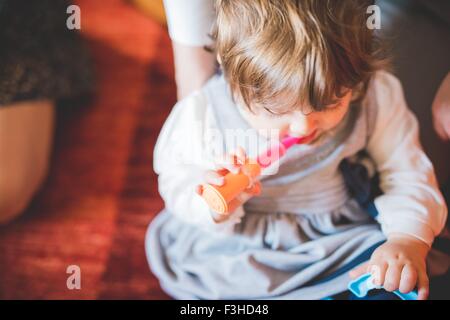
[163,0,216,47]
[379,215,435,247]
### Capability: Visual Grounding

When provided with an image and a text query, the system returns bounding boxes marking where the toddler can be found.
[146,0,449,299]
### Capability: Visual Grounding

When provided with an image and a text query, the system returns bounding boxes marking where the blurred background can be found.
[0,0,172,299]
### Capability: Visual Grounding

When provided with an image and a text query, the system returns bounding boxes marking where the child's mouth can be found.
[295,130,318,144]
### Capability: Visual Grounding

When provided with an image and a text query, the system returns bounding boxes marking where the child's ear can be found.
[216,53,222,65]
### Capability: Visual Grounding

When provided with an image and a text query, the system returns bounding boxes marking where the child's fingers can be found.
[369,262,387,286]
[244,181,261,196]
[227,197,244,214]
[399,264,417,294]
[204,170,225,186]
[226,191,253,213]
[237,188,256,204]
[216,168,230,176]
[214,153,240,174]
[225,182,261,213]
[233,146,247,164]
[197,169,228,196]
[417,272,429,300]
[348,262,368,279]
[195,185,204,195]
[383,262,402,292]
[214,148,248,173]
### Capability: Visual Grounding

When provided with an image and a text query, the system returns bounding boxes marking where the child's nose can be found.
[289,113,317,136]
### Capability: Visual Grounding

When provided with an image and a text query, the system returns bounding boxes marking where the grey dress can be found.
[146,74,449,300]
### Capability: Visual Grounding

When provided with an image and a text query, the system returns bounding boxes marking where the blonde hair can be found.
[212,0,387,113]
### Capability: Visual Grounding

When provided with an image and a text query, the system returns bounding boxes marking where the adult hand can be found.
[432,72,450,141]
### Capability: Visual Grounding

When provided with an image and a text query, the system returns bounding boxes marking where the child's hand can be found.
[195,147,261,222]
[349,233,431,300]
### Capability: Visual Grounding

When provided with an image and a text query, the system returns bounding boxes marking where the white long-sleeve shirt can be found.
[153,89,245,234]
[163,0,215,46]
[366,73,448,245]
[153,71,448,246]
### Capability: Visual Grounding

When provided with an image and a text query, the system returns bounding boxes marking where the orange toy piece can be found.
[200,135,302,214]
[201,160,261,215]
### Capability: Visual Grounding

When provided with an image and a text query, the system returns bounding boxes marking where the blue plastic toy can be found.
[348,273,419,300]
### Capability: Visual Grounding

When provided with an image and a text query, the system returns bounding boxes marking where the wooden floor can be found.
[0,0,173,299]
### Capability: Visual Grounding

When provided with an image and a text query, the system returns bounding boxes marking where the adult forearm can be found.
[172,42,217,101]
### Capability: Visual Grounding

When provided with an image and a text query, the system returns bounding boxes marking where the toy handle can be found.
[393,290,419,300]
[201,161,261,215]
[348,273,419,300]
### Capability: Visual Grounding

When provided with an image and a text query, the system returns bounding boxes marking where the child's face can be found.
[237,90,353,144]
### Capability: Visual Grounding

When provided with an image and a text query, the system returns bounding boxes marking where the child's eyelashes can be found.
[322,102,343,113]
[261,101,344,118]
[263,107,291,117]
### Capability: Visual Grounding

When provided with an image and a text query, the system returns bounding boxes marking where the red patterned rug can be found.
[0,0,172,299]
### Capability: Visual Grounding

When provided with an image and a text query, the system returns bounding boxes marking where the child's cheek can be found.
[256,113,290,130]
[322,106,349,131]
[244,113,288,136]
